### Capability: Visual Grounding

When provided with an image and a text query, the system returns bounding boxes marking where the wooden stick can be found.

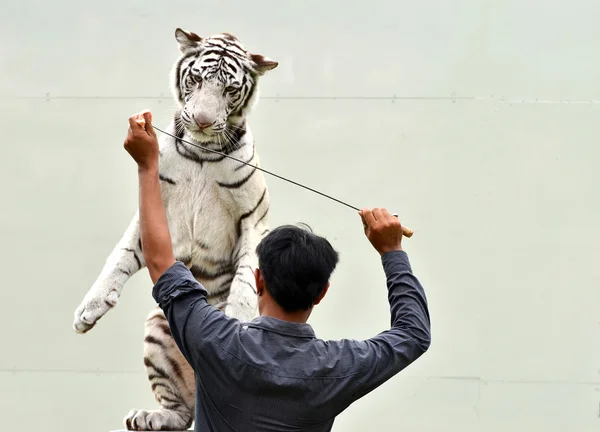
[391,214,414,238]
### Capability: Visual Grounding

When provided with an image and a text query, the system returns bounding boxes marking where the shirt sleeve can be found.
[151,261,239,368]
[347,250,432,402]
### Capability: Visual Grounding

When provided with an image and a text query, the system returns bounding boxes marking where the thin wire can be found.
[153,126,360,212]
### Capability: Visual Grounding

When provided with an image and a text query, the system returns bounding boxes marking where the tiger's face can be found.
[171,28,278,143]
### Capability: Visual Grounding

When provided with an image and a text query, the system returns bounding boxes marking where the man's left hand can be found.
[124,110,159,171]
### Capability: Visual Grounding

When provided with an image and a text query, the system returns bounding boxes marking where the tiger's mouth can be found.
[185,124,227,143]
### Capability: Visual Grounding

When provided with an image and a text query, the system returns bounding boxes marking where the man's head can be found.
[254,223,339,320]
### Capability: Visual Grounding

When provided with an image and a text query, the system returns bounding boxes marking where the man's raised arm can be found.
[123,110,175,283]
[346,208,431,402]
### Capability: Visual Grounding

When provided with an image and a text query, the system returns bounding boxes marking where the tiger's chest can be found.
[157,144,242,292]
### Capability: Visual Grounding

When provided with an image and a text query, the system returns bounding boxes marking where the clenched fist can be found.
[124,110,159,171]
[359,207,404,256]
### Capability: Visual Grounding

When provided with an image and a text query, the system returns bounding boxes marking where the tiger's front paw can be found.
[73,283,120,334]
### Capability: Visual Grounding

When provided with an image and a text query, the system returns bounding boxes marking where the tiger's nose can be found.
[194,114,213,130]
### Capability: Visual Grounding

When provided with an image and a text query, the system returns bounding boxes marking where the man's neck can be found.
[259,305,310,324]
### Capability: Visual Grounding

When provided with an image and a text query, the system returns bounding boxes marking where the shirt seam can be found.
[153,265,208,305]
[244,323,315,339]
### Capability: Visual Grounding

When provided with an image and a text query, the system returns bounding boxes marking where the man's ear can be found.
[254,268,264,296]
[313,282,330,306]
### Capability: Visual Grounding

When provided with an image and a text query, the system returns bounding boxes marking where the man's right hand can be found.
[124,110,159,172]
[359,208,404,256]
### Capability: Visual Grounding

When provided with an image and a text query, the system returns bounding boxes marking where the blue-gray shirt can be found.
[152,250,431,432]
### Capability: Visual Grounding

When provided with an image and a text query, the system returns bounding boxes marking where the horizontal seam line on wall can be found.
[3,95,600,104]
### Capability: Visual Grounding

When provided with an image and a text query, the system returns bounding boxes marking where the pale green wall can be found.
[2,1,599,431]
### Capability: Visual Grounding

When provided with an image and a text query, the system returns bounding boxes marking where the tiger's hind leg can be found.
[125,308,195,431]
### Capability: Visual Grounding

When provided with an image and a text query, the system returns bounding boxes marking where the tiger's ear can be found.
[175,28,204,53]
[249,53,278,75]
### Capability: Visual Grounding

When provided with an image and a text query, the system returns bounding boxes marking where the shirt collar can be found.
[246,315,316,339]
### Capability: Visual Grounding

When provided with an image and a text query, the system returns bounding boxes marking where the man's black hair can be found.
[255,223,340,312]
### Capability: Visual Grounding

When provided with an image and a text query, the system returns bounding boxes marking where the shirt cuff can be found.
[152,261,208,306]
[381,249,412,273]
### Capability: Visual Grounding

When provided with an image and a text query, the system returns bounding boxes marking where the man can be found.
[124,111,431,431]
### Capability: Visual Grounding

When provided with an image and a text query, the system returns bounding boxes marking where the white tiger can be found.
[72,27,278,431]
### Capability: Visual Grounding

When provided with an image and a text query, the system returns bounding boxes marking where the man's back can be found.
[154,250,430,431]
[193,317,342,431]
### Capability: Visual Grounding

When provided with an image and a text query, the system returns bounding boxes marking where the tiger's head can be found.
[170,28,278,143]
